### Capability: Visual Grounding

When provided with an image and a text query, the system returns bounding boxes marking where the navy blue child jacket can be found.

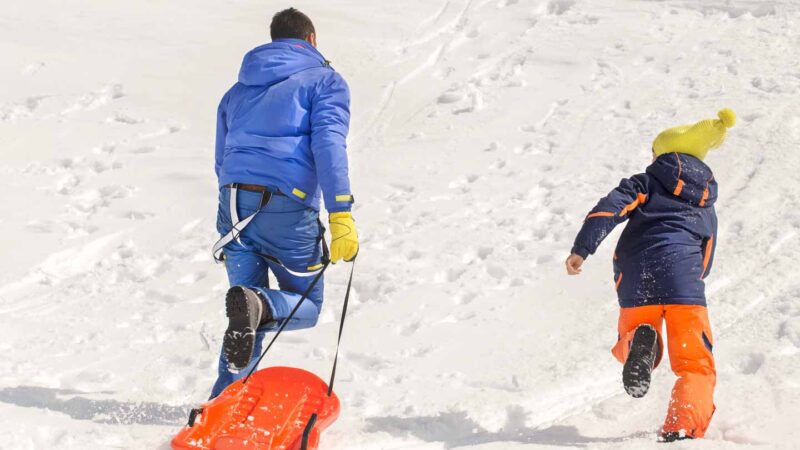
[572,153,718,307]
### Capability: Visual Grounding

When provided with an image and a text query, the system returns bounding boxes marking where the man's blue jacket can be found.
[572,153,718,307]
[215,39,353,212]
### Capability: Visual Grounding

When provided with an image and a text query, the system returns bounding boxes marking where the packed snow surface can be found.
[1,0,799,449]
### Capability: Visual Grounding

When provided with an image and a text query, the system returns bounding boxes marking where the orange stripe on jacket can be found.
[701,235,714,278]
[699,175,713,207]
[620,193,648,217]
[699,188,709,207]
[673,153,685,196]
[673,179,685,196]
[586,212,615,219]
[615,272,623,290]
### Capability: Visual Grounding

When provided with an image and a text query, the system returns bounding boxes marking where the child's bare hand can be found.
[566,254,585,275]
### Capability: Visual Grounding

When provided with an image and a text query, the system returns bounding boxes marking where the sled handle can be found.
[187,408,203,427]
[301,413,318,450]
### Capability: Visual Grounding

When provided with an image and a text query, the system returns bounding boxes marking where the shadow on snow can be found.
[0,385,190,426]
[365,406,651,448]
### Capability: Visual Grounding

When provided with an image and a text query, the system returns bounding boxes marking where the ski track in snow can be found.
[1,0,799,449]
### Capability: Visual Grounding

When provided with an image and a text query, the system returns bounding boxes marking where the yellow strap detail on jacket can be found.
[335,194,354,202]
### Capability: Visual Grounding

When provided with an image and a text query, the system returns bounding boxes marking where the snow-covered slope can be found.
[1,0,799,449]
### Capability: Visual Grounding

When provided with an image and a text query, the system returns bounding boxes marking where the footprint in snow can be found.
[453,291,477,305]
[400,346,432,358]
[62,84,124,114]
[67,185,136,216]
[117,210,155,221]
[106,112,144,125]
[497,0,520,8]
[462,246,493,264]
[348,353,393,370]
[397,319,422,337]
[92,143,117,155]
[22,61,45,75]
[448,174,480,190]
[0,95,46,121]
[405,249,424,261]
[87,159,123,174]
[435,267,466,283]
[54,173,81,195]
[384,183,415,201]
[26,220,58,234]
[736,353,765,375]
[177,272,207,285]
[130,145,158,154]
[489,159,507,170]
[437,88,466,104]
[544,0,575,16]
[137,124,185,140]
[485,263,508,281]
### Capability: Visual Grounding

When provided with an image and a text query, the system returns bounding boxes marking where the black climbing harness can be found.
[212,184,328,278]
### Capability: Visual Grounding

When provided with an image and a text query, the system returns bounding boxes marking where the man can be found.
[210,8,359,398]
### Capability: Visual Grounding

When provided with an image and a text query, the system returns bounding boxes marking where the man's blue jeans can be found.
[210,186,324,398]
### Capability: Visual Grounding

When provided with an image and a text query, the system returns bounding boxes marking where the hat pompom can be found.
[717,108,736,128]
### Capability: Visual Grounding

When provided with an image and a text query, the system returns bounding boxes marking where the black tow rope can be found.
[242,258,356,398]
[327,258,354,396]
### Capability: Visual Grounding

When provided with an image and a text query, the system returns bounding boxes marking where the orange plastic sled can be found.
[171,367,340,450]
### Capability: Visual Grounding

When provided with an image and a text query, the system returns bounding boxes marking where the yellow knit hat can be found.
[653,108,736,161]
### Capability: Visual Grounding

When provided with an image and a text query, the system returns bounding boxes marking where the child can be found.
[566,109,736,442]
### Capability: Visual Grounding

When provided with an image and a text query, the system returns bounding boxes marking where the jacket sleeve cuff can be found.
[571,246,591,259]
[327,205,352,213]
[326,194,354,213]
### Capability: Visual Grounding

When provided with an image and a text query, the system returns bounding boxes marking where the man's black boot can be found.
[222,286,272,372]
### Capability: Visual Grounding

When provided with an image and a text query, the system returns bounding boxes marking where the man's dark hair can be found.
[270,8,315,40]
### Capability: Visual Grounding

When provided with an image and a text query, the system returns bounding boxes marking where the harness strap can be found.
[212,186,325,278]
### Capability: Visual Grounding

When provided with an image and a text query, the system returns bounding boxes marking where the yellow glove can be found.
[329,212,359,263]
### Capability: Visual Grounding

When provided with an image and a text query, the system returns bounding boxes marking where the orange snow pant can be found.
[612,304,716,438]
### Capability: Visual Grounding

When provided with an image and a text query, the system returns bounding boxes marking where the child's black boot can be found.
[623,324,659,398]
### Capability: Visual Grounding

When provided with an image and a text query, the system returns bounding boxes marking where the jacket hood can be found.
[238,39,328,87]
[647,152,718,207]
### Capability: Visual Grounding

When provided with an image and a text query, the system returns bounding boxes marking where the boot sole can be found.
[659,432,695,442]
[222,287,262,373]
[623,325,657,398]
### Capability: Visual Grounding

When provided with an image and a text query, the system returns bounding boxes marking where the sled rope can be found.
[242,262,328,383]
[243,258,355,397]
[327,258,354,396]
